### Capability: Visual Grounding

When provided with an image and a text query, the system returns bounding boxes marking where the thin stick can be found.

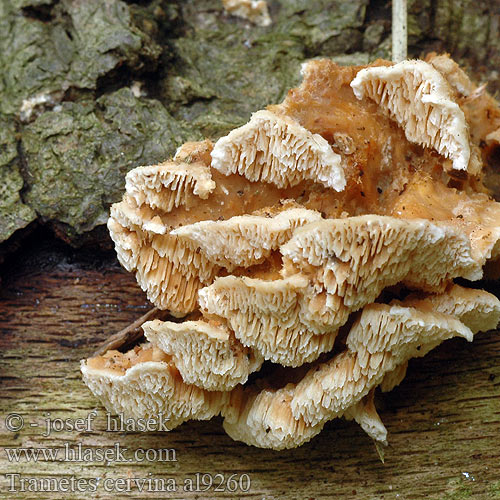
[392,0,408,62]
[92,307,171,356]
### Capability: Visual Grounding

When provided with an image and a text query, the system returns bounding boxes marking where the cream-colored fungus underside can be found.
[82,346,227,429]
[143,318,263,391]
[199,215,481,367]
[172,203,322,269]
[211,109,346,191]
[85,55,500,450]
[199,274,340,366]
[350,60,473,173]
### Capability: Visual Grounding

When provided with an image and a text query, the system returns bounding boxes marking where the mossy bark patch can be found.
[161,0,369,137]
[21,89,200,240]
[0,116,36,243]
[1,0,500,245]
[0,0,162,117]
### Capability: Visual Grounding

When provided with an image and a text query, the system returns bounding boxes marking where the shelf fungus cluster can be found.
[82,55,500,450]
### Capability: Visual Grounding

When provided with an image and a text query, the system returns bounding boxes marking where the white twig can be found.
[392,0,408,62]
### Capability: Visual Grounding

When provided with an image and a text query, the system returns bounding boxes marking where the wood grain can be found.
[1,235,499,499]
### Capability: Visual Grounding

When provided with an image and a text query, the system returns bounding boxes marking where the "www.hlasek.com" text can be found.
[5,442,176,463]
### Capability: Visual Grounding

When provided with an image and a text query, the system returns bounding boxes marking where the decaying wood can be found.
[0,238,499,499]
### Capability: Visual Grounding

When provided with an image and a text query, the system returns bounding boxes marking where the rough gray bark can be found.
[1,0,499,245]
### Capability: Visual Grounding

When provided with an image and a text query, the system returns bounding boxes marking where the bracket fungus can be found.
[81,346,227,430]
[350,60,474,173]
[211,110,346,191]
[172,204,322,269]
[142,319,263,391]
[83,55,500,450]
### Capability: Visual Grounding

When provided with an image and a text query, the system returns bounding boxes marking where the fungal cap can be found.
[292,303,472,426]
[81,347,226,428]
[211,109,346,191]
[347,303,473,356]
[108,195,219,313]
[222,385,323,450]
[171,206,322,268]
[199,274,340,366]
[281,215,481,309]
[125,160,216,213]
[143,319,263,391]
[398,284,500,334]
[350,60,472,172]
